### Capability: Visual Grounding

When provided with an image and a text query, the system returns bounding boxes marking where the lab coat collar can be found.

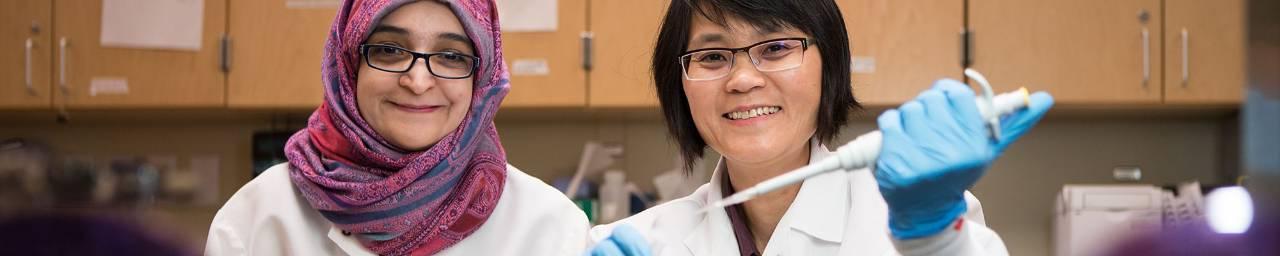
[684,166,745,255]
[685,138,849,253]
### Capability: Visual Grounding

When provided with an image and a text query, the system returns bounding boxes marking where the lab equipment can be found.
[652,155,708,204]
[0,139,52,209]
[566,141,624,198]
[710,69,1035,210]
[1055,183,1215,256]
[599,170,631,224]
[878,79,1055,239]
[1055,185,1166,256]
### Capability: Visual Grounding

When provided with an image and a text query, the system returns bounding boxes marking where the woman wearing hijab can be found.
[205,1,588,255]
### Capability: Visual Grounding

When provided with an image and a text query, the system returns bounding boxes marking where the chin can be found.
[389,131,443,151]
[716,139,778,160]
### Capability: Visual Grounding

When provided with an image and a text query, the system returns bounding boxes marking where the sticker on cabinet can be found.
[89,77,129,96]
[511,59,551,76]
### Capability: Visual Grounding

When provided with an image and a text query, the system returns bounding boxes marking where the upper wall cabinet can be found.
[0,0,53,109]
[1163,0,1245,104]
[970,0,1163,104]
[839,0,965,106]
[587,0,667,108]
[226,0,588,109]
[54,0,228,108]
[501,0,588,108]
[226,0,333,109]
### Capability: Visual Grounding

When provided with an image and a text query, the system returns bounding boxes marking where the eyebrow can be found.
[370,25,409,36]
[438,32,471,45]
[688,25,783,47]
[691,34,726,46]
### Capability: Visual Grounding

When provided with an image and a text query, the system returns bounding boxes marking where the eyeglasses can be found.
[678,38,812,81]
[359,44,480,79]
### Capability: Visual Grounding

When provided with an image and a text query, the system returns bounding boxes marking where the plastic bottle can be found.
[598,170,630,224]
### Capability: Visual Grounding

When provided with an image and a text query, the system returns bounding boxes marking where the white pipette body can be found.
[709,87,1032,210]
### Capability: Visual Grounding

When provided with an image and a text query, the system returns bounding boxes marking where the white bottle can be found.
[598,170,630,224]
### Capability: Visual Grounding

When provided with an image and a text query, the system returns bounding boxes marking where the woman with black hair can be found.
[586,0,1053,255]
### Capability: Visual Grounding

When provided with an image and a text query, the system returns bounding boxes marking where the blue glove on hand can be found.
[875,79,1054,240]
[586,224,652,256]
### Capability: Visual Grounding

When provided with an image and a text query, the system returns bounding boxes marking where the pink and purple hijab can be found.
[283,0,509,255]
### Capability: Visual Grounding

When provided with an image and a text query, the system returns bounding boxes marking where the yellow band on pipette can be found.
[1018,87,1030,105]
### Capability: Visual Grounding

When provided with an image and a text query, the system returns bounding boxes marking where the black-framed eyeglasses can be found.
[359,44,480,79]
[678,37,812,81]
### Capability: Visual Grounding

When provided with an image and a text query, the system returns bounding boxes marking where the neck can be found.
[723,140,812,252]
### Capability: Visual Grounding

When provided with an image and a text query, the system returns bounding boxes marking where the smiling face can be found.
[682,14,823,166]
[356,1,474,151]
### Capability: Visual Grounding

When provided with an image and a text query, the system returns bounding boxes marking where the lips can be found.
[390,101,444,113]
[723,106,782,120]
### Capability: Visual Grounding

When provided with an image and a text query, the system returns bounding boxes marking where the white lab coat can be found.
[590,140,1009,256]
[206,163,589,256]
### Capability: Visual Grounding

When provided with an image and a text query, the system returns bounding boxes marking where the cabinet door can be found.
[53,0,227,108]
[227,0,334,109]
[1164,0,1245,104]
[840,0,964,106]
[0,0,52,109]
[587,0,667,107]
[501,0,588,108]
[970,0,1162,104]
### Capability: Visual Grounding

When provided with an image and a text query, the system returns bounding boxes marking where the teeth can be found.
[726,106,780,120]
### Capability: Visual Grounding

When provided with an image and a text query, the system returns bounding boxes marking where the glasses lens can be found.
[365,45,413,72]
[683,50,733,80]
[428,53,476,78]
[749,39,805,72]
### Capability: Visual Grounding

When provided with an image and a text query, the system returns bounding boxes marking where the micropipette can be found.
[705,68,1034,210]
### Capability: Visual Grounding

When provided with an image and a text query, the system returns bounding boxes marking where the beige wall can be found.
[0,110,1232,254]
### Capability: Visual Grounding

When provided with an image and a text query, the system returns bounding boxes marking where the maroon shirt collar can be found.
[721,173,763,256]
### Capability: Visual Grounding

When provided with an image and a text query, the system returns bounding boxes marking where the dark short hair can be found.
[652,0,861,172]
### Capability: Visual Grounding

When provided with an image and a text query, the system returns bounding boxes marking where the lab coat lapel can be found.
[327,225,374,255]
[841,160,897,253]
[783,140,849,244]
[683,158,750,256]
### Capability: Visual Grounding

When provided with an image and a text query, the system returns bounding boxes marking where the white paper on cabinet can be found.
[496,0,558,32]
[100,0,205,51]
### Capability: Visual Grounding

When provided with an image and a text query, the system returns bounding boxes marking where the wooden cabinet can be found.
[53,0,228,108]
[587,0,667,108]
[1163,0,1246,104]
[840,0,964,106]
[501,0,588,108]
[226,0,332,109]
[3,0,1248,112]
[585,0,966,108]
[969,0,1163,104]
[0,0,53,109]
[226,0,588,109]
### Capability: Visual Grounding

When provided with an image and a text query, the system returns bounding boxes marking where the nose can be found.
[399,58,437,95]
[724,51,766,93]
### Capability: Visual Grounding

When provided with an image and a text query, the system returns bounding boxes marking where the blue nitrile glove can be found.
[586,224,652,256]
[875,79,1054,240]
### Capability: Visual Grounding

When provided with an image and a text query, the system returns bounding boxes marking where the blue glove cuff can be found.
[888,200,968,240]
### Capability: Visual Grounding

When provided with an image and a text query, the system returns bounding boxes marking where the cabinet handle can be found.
[1141,28,1150,87]
[25,38,34,95]
[1181,28,1189,87]
[58,37,67,95]
[56,37,70,122]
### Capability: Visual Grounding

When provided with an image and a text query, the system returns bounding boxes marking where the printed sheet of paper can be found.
[497,0,558,32]
[100,0,205,51]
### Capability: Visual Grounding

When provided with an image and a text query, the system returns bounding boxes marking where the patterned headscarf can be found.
[283,0,509,255]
